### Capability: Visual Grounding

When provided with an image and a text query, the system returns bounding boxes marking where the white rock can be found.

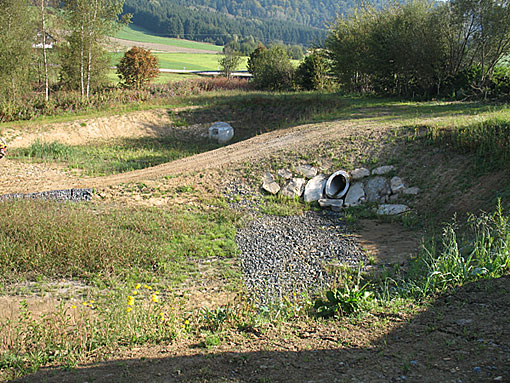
[350,168,370,180]
[403,186,420,195]
[208,122,234,144]
[318,198,344,211]
[364,177,391,203]
[372,165,395,175]
[281,178,306,198]
[390,176,405,194]
[295,165,318,179]
[344,182,366,207]
[376,204,409,215]
[261,172,280,195]
[277,169,293,180]
[303,175,326,202]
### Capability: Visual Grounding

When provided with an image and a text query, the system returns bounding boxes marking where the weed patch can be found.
[12,137,219,176]
[0,200,240,284]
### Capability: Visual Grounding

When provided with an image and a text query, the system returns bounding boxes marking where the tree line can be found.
[123,0,328,46]
[0,0,128,104]
[325,0,510,99]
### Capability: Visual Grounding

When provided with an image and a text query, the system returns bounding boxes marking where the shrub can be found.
[117,47,159,89]
[295,49,332,91]
[247,45,295,91]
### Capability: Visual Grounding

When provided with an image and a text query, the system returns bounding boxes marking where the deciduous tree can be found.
[117,46,159,89]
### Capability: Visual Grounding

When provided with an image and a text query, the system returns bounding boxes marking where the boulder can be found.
[281,178,306,198]
[376,204,410,215]
[277,168,293,180]
[208,122,234,144]
[303,175,326,202]
[365,176,391,203]
[318,198,344,211]
[403,186,420,195]
[295,165,318,179]
[372,165,395,175]
[351,168,370,180]
[390,176,405,194]
[344,182,366,207]
[261,172,280,195]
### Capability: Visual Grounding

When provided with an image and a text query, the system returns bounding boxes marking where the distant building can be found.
[33,32,56,49]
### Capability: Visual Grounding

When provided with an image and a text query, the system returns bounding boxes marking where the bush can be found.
[295,49,332,91]
[117,47,159,89]
[247,45,295,91]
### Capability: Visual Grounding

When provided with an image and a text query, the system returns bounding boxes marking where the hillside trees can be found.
[0,0,34,103]
[60,0,128,98]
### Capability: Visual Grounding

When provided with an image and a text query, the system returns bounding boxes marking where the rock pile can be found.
[261,165,420,215]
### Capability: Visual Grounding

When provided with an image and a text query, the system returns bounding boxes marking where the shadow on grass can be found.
[172,92,498,142]
[17,276,510,383]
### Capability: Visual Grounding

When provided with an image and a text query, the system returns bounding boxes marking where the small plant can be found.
[313,282,372,318]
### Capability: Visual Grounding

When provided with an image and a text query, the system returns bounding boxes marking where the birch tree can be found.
[0,0,33,102]
[60,0,128,98]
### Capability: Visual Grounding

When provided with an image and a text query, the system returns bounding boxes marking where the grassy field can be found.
[107,70,202,84]
[1,91,510,381]
[113,24,223,53]
[110,52,248,71]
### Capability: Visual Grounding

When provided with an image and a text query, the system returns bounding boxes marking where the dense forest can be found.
[122,0,377,46]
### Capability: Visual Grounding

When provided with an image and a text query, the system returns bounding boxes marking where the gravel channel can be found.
[236,210,368,303]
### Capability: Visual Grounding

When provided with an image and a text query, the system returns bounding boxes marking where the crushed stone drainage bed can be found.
[236,210,367,303]
[0,188,93,202]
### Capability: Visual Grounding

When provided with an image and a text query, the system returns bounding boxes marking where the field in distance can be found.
[110,24,223,54]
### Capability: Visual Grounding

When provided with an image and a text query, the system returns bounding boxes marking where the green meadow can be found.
[113,24,223,52]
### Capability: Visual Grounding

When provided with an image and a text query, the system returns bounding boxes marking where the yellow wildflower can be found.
[126,307,133,313]
[127,296,135,306]
[89,300,95,304]
[132,290,138,296]
[155,290,160,295]
[135,283,141,290]
[184,319,189,325]
[151,294,160,303]
[82,302,87,306]
[71,305,77,309]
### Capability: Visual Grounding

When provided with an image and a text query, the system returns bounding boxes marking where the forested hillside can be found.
[123,0,377,46]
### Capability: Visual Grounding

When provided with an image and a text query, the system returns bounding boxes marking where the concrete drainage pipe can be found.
[325,170,350,199]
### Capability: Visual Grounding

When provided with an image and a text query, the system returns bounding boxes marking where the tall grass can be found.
[0,200,239,283]
[397,201,510,299]
[428,117,510,169]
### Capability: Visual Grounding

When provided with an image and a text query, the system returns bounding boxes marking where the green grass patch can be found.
[0,200,240,284]
[110,52,248,71]
[11,137,218,176]
[112,24,223,52]
[259,195,311,216]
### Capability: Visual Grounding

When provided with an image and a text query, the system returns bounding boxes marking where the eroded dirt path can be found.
[0,109,393,195]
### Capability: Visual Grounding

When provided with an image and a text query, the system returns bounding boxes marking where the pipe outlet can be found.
[325,170,350,199]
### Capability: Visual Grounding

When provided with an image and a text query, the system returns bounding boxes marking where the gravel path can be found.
[236,210,368,302]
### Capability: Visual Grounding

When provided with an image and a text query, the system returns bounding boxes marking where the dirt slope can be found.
[0,110,392,195]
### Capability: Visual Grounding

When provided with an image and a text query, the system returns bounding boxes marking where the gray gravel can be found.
[0,188,93,202]
[236,210,368,302]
